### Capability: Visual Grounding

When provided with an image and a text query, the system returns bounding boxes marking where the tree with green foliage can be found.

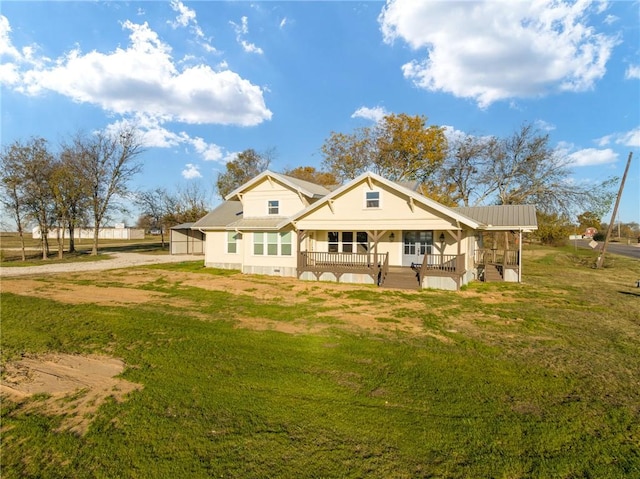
[321,113,447,184]
[216,148,273,198]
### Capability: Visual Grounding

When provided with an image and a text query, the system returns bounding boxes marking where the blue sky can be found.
[1,0,639,224]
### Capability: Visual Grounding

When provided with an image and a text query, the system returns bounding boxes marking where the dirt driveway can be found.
[0,252,202,277]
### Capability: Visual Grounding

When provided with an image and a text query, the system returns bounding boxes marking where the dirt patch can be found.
[1,268,451,339]
[1,354,141,435]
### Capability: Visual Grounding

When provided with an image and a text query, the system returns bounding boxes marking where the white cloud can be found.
[535,120,556,132]
[379,0,618,108]
[2,19,271,126]
[625,65,640,80]
[169,0,196,29]
[351,106,388,123]
[279,17,288,29]
[567,148,618,166]
[231,16,263,54]
[182,163,202,179]
[596,127,640,148]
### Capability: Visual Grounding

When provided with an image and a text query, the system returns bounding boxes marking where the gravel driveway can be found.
[0,253,202,278]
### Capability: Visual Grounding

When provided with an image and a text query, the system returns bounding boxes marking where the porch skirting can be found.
[205,262,242,271]
[243,265,297,277]
[298,271,376,285]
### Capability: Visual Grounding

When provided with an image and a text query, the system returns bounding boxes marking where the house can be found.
[170,223,204,255]
[189,170,537,291]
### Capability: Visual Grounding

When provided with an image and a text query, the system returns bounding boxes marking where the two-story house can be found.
[189,170,538,290]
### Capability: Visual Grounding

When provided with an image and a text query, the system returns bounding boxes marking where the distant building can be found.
[32,225,144,240]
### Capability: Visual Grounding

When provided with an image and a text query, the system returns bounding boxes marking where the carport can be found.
[170,223,204,255]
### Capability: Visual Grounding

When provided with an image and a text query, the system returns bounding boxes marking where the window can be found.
[253,231,292,256]
[342,232,353,253]
[328,232,339,253]
[267,232,278,256]
[328,231,368,253]
[254,232,264,255]
[268,200,279,215]
[227,232,241,254]
[365,191,380,208]
[280,232,292,256]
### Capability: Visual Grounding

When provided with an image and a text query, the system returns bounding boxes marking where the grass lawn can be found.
[1,245,639,478]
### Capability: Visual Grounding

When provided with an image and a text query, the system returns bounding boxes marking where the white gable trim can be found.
[225,170,319,201]
[290,171,482,229]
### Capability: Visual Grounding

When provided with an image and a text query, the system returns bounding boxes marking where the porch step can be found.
[483,265,503,282]
[381,270,421,290]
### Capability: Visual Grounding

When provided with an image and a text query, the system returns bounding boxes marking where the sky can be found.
[1,0,639,225]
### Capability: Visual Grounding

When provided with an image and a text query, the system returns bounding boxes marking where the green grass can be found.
[1,245,639,478]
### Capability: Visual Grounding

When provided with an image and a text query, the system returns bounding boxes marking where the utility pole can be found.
[596,151,633,269]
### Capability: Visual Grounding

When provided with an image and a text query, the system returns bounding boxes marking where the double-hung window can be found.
[365,191,380,208]
[227,232,240,254]
[268,200,279,215]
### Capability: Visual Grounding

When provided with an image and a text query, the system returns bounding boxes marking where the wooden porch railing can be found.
[415,253,465,279]
[474,249,519,266]
[298,252,388,283]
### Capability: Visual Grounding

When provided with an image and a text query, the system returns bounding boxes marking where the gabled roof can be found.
[224,170,331,201]
[191,201,243,229]
[290,171,483,229]
[455,205,538,230]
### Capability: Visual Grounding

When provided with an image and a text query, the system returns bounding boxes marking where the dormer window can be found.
[268,200,279,215]
[365,191,380,208]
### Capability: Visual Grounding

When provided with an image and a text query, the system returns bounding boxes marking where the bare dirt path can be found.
[0,252,202,277]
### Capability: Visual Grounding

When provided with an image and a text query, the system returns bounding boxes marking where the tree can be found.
[72,127,144,255]
[577,211,602,232]
[0,140,31,261]
[532,212,575,246]
[320,127,373,183]
[216,148,273,198]
[320,113,447,184]
[374,113,447,182]
[440,132,494,206]
[135,188,172,248]
[480,123,616,217]
[5,138,57,260]
[281,166,338,188]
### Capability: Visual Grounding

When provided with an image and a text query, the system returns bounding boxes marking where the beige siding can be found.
[241,178,307,217]
[295,181,459,230]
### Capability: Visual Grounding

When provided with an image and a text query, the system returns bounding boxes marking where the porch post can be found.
[518,229,522,283]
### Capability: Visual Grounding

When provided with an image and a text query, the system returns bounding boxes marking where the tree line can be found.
[216,113,619,244]
[2,114,622,261]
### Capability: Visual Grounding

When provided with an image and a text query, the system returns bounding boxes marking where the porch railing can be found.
[298,251,387,274]
[474,249,519,266]
[415,253,465,275]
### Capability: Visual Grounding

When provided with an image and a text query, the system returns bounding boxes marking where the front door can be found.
[402,231,433,267]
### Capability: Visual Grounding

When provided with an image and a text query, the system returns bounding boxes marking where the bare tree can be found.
[479,123,616,217]
[135,187,172,248]
[72,127,144,255]
[4,138,57,260]
[441,133,494,206]
[0,141,30,261]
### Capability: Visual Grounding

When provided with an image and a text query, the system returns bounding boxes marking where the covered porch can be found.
[295,229,471,289]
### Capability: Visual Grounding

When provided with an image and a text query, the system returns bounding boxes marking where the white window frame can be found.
[253,231,292,256]
[268,200,279,215]
[365,190,380,209]
[226,231,241,254]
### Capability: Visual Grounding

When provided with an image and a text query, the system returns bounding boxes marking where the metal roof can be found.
[191,201,243,229]
[454,205,538,230]
[226,217,288,230]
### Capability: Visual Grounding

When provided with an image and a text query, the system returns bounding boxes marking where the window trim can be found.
[253,231,292,256]
[226,231,240,254]
[268,200,279,215]
[365,190,381,209]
